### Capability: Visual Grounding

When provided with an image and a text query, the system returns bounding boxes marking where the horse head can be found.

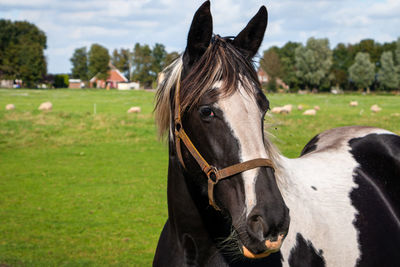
[156,0,290,260]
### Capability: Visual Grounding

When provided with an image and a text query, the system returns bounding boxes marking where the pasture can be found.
[0,89,399,266]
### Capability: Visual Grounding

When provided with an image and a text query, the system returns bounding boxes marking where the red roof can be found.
[107,69,128,83]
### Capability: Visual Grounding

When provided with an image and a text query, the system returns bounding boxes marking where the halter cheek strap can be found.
[174,78,275,211]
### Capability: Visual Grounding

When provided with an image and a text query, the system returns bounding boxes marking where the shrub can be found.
[54,74,69,88]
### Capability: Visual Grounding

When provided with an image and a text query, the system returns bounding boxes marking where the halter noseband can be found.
[173,77,275,211]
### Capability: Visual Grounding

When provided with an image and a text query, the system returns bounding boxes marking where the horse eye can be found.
[199,107,215,118]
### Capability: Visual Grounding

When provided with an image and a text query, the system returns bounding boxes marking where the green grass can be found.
[0,89,399,266]
[266,93,400,157]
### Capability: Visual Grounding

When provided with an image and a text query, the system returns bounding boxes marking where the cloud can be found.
[1,0,399,73]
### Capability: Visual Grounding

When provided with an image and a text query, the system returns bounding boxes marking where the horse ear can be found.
[233,6,268,59]
[183,1,213,67]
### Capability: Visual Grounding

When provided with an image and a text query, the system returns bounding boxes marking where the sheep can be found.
[349,101,358,107]
[282,104,293,113]
[5,104,15,110]
[303,109,317,116]
[271,104,292,114]
[370,104,381,113]
[38,102,52,111]
[127,106,141,113]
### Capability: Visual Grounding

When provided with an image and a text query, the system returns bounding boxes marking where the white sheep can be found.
[38,102,52,111]
[370,104,381,113]
[349,101,358,107]
[6,104,15,110]
[271,104,292,114]
[303,109,317,116]
[127,106,141,113]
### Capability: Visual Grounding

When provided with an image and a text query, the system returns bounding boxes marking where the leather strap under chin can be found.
[173,77,275,210]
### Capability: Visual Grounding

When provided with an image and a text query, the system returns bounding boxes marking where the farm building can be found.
[89,63,128,89]
[1,79,22,88]
[68,79,84,89]
[0,80,13,88]
[117,82,140,90]
[257,67,289,91]
[257,68,269,84]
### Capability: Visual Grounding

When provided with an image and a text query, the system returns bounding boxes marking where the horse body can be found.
[155,124,400,266]
[277,126,400,266]
[153,1,400,266]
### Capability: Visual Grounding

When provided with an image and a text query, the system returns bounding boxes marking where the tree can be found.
[70,47,88,80]
[395,38,400,85]
[111,48,131,78]
[295,38,332,90]
[395,37,400,66]
[349,52,375,91]
[260,48,282,91]
[164,51,180,67]
[378,51,398,90]
[351,39,382,67]
[54,74,69,88]
[331,43,353,89]
[0,19,47,87]
[88,44,109,80]
[151,43,167,75]
[278,42,301,90]
[131,43,153,87]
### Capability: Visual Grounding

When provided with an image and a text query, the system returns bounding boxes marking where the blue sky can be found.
[1,0,399,74]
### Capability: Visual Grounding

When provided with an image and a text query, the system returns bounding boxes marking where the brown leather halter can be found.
[173,77,275,210]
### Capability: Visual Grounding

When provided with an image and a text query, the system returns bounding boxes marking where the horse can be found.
[153,1,400,266]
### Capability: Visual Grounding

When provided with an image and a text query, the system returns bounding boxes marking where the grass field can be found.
[0,89,399,266]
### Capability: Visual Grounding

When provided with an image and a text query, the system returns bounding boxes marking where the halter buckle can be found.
[175,121,182,132]
[206,166,218,184]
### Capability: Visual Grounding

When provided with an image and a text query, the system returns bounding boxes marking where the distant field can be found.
[0,89,399,266]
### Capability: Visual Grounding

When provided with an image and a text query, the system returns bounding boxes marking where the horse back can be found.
[301,126,400,266]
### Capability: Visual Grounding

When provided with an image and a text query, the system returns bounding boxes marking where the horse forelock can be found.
[180,37,260,113]
[154,37,261,139]
[154,56,183,138]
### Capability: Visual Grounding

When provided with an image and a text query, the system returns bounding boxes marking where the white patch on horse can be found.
[277,127,394,267]
[313,126,394,153]
[278,152,360,267]
[216,83,267,217]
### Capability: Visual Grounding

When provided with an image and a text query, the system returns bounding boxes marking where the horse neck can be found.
[166,137,233,239]
[166,147,203,232]
[165,139,232,264]
[272,155,302,202]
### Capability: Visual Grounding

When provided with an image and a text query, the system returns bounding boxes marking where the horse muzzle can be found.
[242,233,285,259]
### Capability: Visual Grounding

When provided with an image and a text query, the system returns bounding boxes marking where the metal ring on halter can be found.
[175,121,181,131]
[206,167,218,184]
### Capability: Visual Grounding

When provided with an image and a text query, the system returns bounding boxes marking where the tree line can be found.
[70,43,179,88]
[1,19,399,91]
[261,37,400,92]
[0,19,47,87]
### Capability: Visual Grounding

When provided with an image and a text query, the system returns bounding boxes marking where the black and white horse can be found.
[153,1,400,266]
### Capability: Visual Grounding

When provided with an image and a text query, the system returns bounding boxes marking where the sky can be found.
[1,0,399,74]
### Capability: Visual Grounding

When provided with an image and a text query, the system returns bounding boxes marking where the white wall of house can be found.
[117,82,140,90]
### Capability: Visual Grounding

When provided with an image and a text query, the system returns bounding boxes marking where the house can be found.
[0,79,22,88]
[257,68,269,84]
[257,67,289,91]
[0,80,13,88]
[89,63,128,89]
[117,82,140,90]
[68,79,84,89]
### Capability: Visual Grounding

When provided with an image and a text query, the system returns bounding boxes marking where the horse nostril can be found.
[269,235,278,242]
[247,215,269,242]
